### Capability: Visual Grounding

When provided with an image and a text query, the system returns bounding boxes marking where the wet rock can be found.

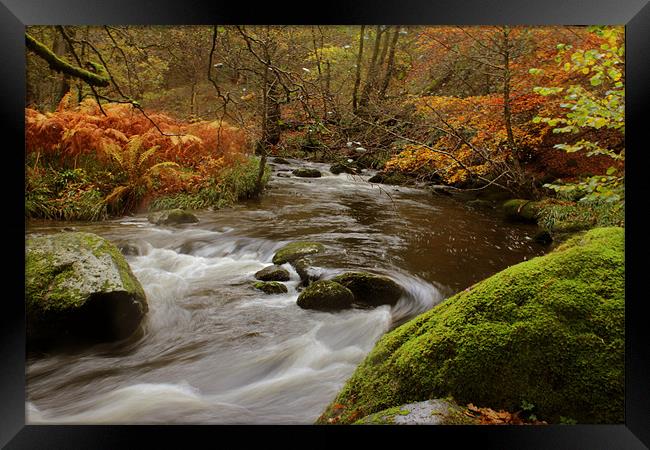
[292,168,322,178]
[272,241,325,265]
[354,399,479,425]
[292,257,320,286]
[253,281,288,295]
[255,265,290,282]
[118,242,141,256]
[502,199,542,222]
[273,157,290,164]
[367,172,406,185]
[297,280,354,310]
[26,232,148,347]
[276,172,292,178]
[331,272,403,307]
[330,162,357,175]
[148,209,199,226]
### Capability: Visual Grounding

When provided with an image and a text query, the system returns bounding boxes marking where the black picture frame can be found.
[2,0,648,448]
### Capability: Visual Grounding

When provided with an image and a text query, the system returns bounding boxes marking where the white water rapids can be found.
[26,158,543,424]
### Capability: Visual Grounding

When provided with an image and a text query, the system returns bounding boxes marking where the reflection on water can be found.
[26,158,544,424]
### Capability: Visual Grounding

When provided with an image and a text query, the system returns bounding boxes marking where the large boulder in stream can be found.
[255,265,290,282]
[502,199,543,222]
[25,232,148,347]
[330,162,357,175]
[297,280,355,310]
[317,228,624,424]
[292,168,322,178]
[148,209,199,226]
[331,272,403,307]
[272,241,325,265]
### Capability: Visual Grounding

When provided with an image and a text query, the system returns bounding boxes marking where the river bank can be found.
[26,158,548,424]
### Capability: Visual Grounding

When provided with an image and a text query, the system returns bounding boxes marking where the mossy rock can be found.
[297,280,354,310]
[148,209,199,226]
[331,272,403,307]
[273,157,290,164]
[254,265,290,282]
[317,227,624,424]
[253,281,288,295]
[353,399,479,425]
[502,199,542,222]
[292,168,322,178]
[25,232,148,347]
[272,241,325,265]
[330,162,357,175]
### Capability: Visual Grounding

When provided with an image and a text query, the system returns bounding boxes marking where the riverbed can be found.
[26,158,545,424]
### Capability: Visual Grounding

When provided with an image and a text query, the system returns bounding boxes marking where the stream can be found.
[26,158,545,424]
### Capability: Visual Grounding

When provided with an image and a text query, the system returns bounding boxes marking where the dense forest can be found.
[25,25,625,426]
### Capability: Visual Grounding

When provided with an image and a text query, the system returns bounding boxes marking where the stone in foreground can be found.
[255,265,290,282]
[26,232,148,346]
[272,241,325,265]
[354,399,479,425]
[297,280,354,310]
[148,208,199,226]
[331,272,403,307]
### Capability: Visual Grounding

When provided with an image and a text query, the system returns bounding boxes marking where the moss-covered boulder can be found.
[367,172,407,185]
[26,232,148,346]
[317,227,624,424]
[254,265,290,282]
[292,168,322,178]
[352,399,479,425]
[293,257,320,286]
[297,280,355,310]
[272,241,325,265]
[273,157,290,164]
[253,281,288,295]
[148,209,199,226]
[331,272,403,307]
[502,199,542,222]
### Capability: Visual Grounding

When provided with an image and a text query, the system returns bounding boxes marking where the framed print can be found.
[2,0,649,447]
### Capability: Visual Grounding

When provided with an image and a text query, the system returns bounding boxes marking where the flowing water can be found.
[26,158,545,424]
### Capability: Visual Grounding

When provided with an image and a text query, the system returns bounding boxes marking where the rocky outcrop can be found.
[148,209,199,226]
[254,265,290,282]
[318,228,624,424]
[296,280,355,310]
[253,281,288,295]
[26,232,148,347]
[331,272,403,307]
[292,168,322,178]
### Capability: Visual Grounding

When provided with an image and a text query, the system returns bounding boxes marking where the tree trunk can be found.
[352,25,365,115]
[379,28,400,99]
[358,26,383,112]
[52,33,71,106]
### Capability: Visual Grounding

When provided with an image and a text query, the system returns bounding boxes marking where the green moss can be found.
[353,406,411,424]
[253,281,288,295]
[297,280,354,310]
[292,168,322,178]
[272,241,325,265]
[317,227,624,424]
[502,199,543,222]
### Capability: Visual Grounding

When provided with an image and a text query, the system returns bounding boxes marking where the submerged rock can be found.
[331,272,403,307]
[292,168,322,178]
[253,281,288,295]
[272,241,325,265]
[148,209,199,226]
[353,399,479,425]
[317,227,624,424]
[25,232,148,347]
[255,265,290,282]
[297,280,354,310]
